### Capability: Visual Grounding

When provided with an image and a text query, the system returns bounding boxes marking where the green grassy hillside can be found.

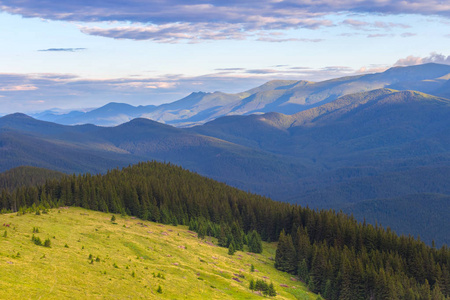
[0,207,316,299]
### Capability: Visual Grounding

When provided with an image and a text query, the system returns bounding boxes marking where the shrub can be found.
[251,279,276,297]
[157,285,162,294]
[43,238,51,247]
[31,234,42,246]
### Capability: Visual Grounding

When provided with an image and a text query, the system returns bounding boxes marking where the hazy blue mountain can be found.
[33,102,157,126]
[32,109,85,123]
[33,63,450,127]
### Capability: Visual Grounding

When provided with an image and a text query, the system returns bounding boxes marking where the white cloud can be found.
[0,84,38,91]
[0,0,447,42]
[395,52,450,66]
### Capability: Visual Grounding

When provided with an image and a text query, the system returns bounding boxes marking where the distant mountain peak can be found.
[189,91,208,96]
[382,62,450,76]
[102,102,135,108]
[2,113,33,119]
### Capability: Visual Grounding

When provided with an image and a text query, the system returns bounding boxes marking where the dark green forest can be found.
[0,166,64,191]
[0,161,449,299]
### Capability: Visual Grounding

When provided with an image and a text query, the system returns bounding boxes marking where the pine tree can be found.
[228,242,236,255]
[418,280,432,300]
[197,222,206,239]
[308,276,316,292]
[248,230,263,253]
[431,283,444,300]
[323,279,332,300]
[275,230,297,273]
[218,225,228,247]
[267,282,276,296]
[298,259,309,283]
[296,227,311,264]
[249,279,255,290]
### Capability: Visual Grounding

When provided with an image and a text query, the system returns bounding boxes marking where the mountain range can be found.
[33,63,450,127]
[1,73,450,245]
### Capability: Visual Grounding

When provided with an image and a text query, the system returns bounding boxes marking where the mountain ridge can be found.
[30,63,450,127]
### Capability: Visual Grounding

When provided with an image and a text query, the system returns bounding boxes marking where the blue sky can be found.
[0,0,449,114]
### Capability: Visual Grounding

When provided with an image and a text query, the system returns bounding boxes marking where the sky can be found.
[0,0,449,114]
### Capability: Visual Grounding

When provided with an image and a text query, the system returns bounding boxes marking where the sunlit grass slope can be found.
[0,207,317,299]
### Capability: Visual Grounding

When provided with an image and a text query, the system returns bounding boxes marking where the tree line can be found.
[0,161,449,299]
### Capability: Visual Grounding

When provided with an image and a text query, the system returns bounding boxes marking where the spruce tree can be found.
[267,282,276,296]
[218,226,228,247]
[275,230,297,273]
[249,279,255,290]
[323,279,332,300]
[228,242,235,255]
[298,259,309,283]
[248,230,263,253]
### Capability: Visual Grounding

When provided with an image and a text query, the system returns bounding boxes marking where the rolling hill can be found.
[0,113,306,196]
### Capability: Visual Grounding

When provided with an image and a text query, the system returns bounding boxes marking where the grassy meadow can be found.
[0,207,317,299]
